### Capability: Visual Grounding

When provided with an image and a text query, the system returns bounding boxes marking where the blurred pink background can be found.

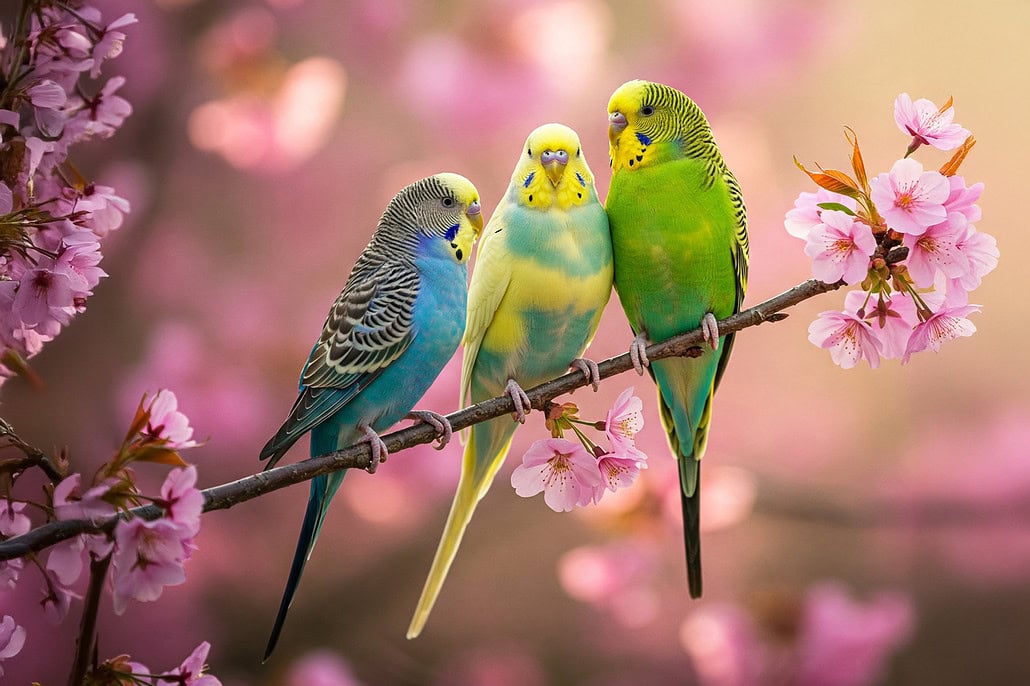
[3,0,1027,683]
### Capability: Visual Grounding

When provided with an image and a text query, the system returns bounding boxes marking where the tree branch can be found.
[0,278,843,561]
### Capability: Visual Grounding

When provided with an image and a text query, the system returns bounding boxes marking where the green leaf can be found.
[816,202,857,216]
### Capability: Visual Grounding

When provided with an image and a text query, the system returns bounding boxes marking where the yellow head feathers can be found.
[509,123,596,211]
[607,79,712,172]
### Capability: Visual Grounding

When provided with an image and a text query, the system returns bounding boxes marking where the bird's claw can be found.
[629,332,650,375]
[570,357,601,391]
[505,378,532,424]
[701,312,720,351]
[407,410,453,450]
[359,424,389,474]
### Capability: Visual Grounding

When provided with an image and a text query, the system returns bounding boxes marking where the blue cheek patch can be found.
[575,172,586,188]
[523,171,535,188]
[444,224,460,242]
[635,132,652,146]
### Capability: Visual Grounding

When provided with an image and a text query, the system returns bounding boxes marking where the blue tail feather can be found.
[264,472,343,660]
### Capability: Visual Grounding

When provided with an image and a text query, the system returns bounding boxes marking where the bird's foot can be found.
[629,332,651,375]
[570,357,601,391]
[359,424,389,474]
[407,410,453,451]
[505,378,532,424]
[701,312,720,351]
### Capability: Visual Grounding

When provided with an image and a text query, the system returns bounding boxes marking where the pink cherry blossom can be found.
[511,438,602,512]
[943,175,983,223]
[804,211,876,285]
[902,212,970,288]
[593,452,645,503]
[53,473,115,522]
[0,615,26,677]
[64,76,132,143]
[952,223,999,291]
[145,389,199,449]
[902,304,979,363]
[111,517,191,614]
[894,92,970,151]
[869,158,949,236]
[89,13,138,78]
[604,386,646,458]
[808,308,883,369]
[45,535,85,586]
[12,263,75,329]
[784,189,858,240]
[166,641,222,686]
[42,581,78,624]
[161,465,204,536]
[0,500,29,537]
[27,80,67,109]
[847,291,918,360]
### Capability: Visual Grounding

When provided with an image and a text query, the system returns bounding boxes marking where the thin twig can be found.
[0,278,843,561]
[67,553,112,686]
[0,417,64,482]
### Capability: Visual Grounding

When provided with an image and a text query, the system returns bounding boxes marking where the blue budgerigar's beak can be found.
[466,200,483,233]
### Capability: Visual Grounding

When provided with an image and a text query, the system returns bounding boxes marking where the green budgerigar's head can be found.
[509,123,597,211]
[383,173,483,264]
[607,79,714,173]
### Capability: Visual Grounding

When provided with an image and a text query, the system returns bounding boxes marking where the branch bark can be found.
[0,278,842,561]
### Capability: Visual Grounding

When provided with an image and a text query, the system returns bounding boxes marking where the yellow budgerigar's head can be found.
[607,79,713,173]
[510,123,597,211]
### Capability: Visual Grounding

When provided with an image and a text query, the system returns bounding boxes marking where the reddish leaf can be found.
[130,445,188,467]
[793,157,861,198]
[844,127,869,193]
[939,135,976,177]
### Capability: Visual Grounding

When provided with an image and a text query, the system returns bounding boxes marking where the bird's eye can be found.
[641,105,655,116]
[441,197,455,208]
[576,148,581,157]
[527,148,532,157]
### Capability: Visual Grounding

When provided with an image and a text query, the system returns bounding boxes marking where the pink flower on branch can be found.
[869,158,949,236]
[808,307,883,369]
[784,188,858,240]
[144,389,199,449]
[804,211,876,285]
[902,304,979,363]
[604,386,646,460]
[160,465,204,536]
[52,473,115,521]
[511,438,602,512]
[894,93,970,151]
[165,641,222,686]
[594,452,645,503]
[111,517,193,615]
[952,223,999,292]
[902,213,970,288]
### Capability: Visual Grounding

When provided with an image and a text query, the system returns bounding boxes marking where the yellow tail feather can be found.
[407,425,514,638]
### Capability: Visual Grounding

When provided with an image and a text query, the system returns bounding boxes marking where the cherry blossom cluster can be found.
[0,390,220,684]
[511,387,649,512]
[787,93,998,368]
[0,3,133,383]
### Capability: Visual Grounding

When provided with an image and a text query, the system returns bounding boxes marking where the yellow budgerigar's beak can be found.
[466,200,483,233]
[540,149,569,186]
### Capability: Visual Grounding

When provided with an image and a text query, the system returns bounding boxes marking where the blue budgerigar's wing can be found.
[259,256,421,467]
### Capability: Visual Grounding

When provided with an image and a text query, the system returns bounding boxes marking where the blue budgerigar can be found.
[259,173,483,659]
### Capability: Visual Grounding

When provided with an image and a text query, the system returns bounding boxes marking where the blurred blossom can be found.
[41,580,78,624]
[699,465,757,533]
[111,517,192,614]
[188,58,345,170]
[0,616,26,677]
[508,0,612,91]
[432,644,546,686]
[558,541,660,626]
[0,500,29,537]
[680,583,914,686]
[286,650,364,686]
[52,473,116,522]
[165,641,221,686]
[0,558,23,588]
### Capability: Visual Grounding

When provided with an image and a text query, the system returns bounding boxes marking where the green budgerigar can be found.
[605,80,749,598]
[407,123,612,637]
